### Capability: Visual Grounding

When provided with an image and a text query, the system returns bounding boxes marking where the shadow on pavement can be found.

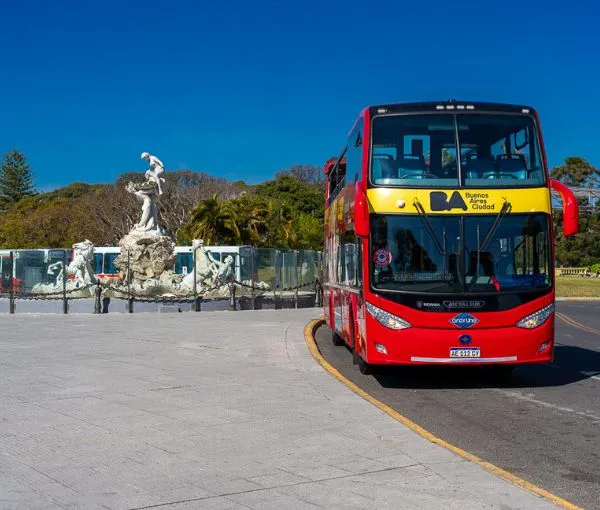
[371,345,600,390]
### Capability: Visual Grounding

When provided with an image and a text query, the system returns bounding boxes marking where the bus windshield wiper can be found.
[478,199,512,252]
[465,198,512,292]
[413,198,446,256]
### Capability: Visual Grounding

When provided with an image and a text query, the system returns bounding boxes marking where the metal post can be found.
[228,281,237,311]
[127,249,133,313]
[9,250,15,314]
[93,281,102,314]
[192,246,199,311]
[62,249,68,314]
[250,251,256,310]
[294,250,299,309]
[314,279,320,307]
[274,250,281,310]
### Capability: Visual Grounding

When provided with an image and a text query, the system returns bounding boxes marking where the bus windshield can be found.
[371,113,545,188]
[370,213,550,294]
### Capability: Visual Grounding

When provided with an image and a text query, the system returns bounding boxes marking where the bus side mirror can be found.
[550,179,578,237]
[355,181,369,237]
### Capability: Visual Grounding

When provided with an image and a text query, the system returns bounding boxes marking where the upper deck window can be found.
[370,113,545,188]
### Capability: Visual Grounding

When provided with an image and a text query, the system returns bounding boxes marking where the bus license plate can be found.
[450,348,481,358]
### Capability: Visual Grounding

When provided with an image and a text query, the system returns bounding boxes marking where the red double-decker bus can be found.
[323,101,578,375]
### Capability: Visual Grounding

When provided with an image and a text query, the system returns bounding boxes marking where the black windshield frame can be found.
[369,213,552,296]
[369,111,547,190]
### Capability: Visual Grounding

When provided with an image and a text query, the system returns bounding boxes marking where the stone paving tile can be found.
[155,496,253,509]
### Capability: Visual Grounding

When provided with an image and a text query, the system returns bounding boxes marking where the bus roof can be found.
[367,101,537,116]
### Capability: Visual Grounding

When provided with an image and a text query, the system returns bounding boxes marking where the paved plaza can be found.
[0,310,557,509]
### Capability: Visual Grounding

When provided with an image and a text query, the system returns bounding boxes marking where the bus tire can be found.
[357,355,372,375]
[352,349,360,365]
[332,331,344,346]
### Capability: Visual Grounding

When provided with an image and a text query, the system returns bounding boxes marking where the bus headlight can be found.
[365,302,411,330]
[516,304,554,329]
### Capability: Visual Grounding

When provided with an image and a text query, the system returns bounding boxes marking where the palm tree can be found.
[239,195,270,245]
[179,194,242,244]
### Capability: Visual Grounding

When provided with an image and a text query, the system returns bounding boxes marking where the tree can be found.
[177,194,241,245]
[254,174,324,217]
[551,157,600,267]
[0,149,36,204]
[550,157,600,187]
[275,164,325,187]
[177,173,325,249]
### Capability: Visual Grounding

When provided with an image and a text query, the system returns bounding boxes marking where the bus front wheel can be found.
[357,355,372,375]
[354,343,372,374]
[332,331,344,346]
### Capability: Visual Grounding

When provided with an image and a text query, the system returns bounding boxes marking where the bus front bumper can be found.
[364,318,554,366]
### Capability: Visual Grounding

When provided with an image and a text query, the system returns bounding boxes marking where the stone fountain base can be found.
[115,232,176,283]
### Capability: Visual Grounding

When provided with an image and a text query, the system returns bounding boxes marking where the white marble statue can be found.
[179,240,235,290]
[47,260,64,286]
[124,152,168,235]
[69,240,97,286]
[202,246,235,285]
[126,181,162,235]
[33,240,97,293]
[141,152,165,195]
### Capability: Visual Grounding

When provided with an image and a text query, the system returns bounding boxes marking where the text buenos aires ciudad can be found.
[465,192,495,211]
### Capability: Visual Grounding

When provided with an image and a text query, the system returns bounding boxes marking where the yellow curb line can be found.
[304,318,582,510]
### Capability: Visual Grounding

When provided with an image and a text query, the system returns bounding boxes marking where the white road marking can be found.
[493,389,600,421]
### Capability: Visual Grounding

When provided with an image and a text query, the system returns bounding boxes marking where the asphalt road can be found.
[315,301,600,509]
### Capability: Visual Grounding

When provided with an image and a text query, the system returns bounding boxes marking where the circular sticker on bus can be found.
[373,248,392,267]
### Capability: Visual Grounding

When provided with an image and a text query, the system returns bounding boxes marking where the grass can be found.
[555,276,600,298]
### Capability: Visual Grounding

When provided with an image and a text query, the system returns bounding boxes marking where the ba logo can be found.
[450,313,479,329]
[430,191,467,211]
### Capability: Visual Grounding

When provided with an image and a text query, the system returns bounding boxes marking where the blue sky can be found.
[0,0,598,190]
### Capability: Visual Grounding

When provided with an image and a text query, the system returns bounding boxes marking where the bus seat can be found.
[496,154,527,179]
[468,251,494,276]
[380,158,397,179]
[372,154,396,180]
[465,157,495,179]
[397,156,425,177]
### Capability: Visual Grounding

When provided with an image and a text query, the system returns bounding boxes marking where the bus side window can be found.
[344,243,356,287]
[345,122,363,187]
[356,241,362,287]
[176,253,193,274]
[94,253,103,274]
[336,243,345,285]
[104,253,118,274]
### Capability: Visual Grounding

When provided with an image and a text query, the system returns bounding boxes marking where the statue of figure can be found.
[32,240,96,294]
[69,240,97,285]
[179,241,235,290]
[141,152,165,195]
[201,246,234,285]
[47,261,64,286]
[126,181,162,234]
